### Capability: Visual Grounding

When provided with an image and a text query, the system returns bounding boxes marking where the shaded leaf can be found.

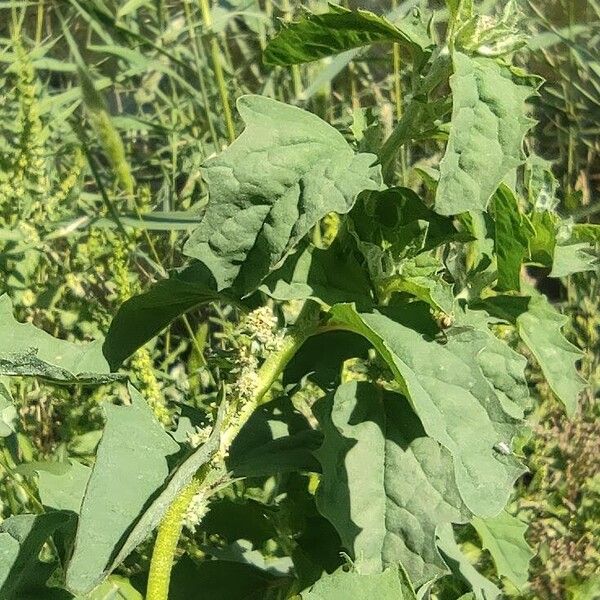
[437,524,501,600]
[169,556,289,600]
[261,239,373,309]
[103,263,219,369]
[183,95,381,295]
[264,5,430,66]
[435,53,539,215]
[314,382,470,587]
[0,512,74,599]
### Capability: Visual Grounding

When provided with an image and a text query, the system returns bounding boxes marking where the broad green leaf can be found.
[314,382,470,587]
[435,53,539,215]
[0,295,118,385]
[0,512,74,599]
[169,556,289,600]
[183,95,381,295]
[260,239,373,309]
[300,566,413,599]
[0,378,17,437]
[349,188,466,305]
[516,291,586,416]
[66,387,180,594]
[437,524,501,600]
[471,510,533,589]
[493,185,534,292]
[103,263,219,369]
[456,308,531,420]
[329,304,525,516]
[550,243,597,278]
[264,5,430,66]
[106,403,224,575]
[36,460,92,513]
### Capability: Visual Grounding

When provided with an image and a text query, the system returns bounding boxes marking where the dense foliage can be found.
[0,1,598,599]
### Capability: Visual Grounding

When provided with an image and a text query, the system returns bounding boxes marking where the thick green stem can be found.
[145,301,320,600]
[146,476,204,600]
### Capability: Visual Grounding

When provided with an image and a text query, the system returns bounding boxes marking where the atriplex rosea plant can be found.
[1,2,598,599]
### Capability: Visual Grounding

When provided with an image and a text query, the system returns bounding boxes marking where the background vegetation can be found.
[0,0,598,598]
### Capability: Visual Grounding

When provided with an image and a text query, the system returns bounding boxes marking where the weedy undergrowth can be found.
[0,1,598,600]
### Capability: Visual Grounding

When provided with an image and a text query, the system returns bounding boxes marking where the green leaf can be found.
[103,263,219,369]
[300,566,413,599]
[471,510,534,589]
[261,239,373,308]
[183,95,381,295]
[493,185,534,292]
[35,460,92,514]
[106,402,224,575]
[437,524,501,600]
[0,512,74,599]
[0,378,17,437]
[378,253,455,313]
[66,387,180,595]
[434,53,539,215]
[314,382,470,587]
[264,5,430,66]
[516,291,586,416]
[0,295,118,385]
[550,243,597,278]
[328,304,525,516]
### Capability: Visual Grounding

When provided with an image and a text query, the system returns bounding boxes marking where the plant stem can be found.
[198,0,236,144]
[146,474,204,600]
[145,301,320,600]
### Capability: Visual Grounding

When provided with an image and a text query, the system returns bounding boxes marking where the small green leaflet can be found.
[0,294,118,385]
[471,511,534,589]
[493,185,534,292]
[435,52,539,215]
[437,524,501,600]
[264,4,431,66]
[66,387,180,595]
[183,95,381,295]
[300,566,415,599]
[516,291,586,416]
[0,378,17,437]
[103,262,219,369]
[314,382,470,587]
[328,303,526,516]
